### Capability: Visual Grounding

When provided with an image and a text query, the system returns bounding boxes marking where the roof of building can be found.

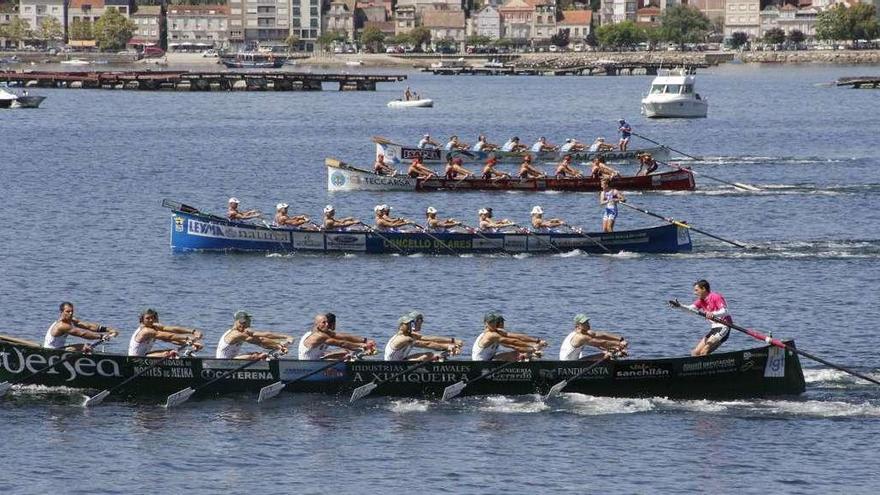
[132,5,161,16]
[421,10,466,28]
[167,5,230,15]
[780,3,797,10]
[499,0,533,11]
[364,20,395,33]
[560,9,591,25]
[523,0,554,6]
[70,0,105,9]
[637,6,660,14]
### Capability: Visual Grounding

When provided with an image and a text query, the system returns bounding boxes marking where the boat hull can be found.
[168,209,692,254]
[11,96,46,108]
[0,341,805,400]
[387,99,434,108]
[221,59,285,69]
[641,98,708,118]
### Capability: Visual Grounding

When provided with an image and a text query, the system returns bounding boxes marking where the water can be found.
[2,64,879,493]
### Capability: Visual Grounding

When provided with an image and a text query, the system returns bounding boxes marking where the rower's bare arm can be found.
[244,335,285,350]
[68,326,104,340]
[498,336,536,353]
[323,337,364,350]
[154,330,193,345]
[334,332,369,344]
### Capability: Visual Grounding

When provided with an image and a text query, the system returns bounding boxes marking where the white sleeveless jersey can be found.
[298,331,328,360]
[216,329,242,359]
[43,320,68,349]
[558,331,584,361]
[471,333,500,361]
[128,325,156,356]
[384,336,414,361]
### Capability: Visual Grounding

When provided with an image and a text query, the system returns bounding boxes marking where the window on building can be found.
[293,6,300,15]
[310,18,318,28]
[310,7,318,16]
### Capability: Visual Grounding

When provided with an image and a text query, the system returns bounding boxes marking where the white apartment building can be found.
[18,0,65,33]
[291,0,320,51]
[227,0,290,47]
[130,5,161,43]
[724,0,761,39]
[168,5,229,48]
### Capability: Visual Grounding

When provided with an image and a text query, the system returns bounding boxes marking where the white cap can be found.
[323,205,334,213]
[374,204,384,213]
[276,203,288,210]
[228,197,240,204]
[598,137,605,141]
[426,206,437,214]
[478,208,489,215]
[565,138,572,143]
[531,206,543,215]
[383,204,391,212]
[423,134,430,138]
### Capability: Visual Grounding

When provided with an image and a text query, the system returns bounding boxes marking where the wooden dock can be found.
[424,62,708,76]
[0,70,406,91]
[836,76,880,88]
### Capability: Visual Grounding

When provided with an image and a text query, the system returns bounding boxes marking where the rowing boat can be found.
[373,136,671,165]
[326,159,695,192]
[167,204,692,254]
[0,340,805,400]
[387,98,434,108]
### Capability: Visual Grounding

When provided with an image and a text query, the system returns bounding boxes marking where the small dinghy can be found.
[387,98,434,108]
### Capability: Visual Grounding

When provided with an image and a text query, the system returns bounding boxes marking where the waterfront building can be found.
[394,4,416,35]
[527,0,556,41]
[68,0,132,24]
[499,0,532,43]
[291,0,320,50]
[324,0,355,40]
[559,9,592,39]
[167,5,229,50]
[18,0,65,35]
[635,5,660,26]
[759,4,819,39]
[360,1,392,23]
[0,11,19,49]
[688,0,727,27]
[599,0,637,25]
[472,5,501,39]
[421,10,465,49]
[226,0,290,48]
[395,0,462,17]
[724,0,760,39]
[130,5,160,44]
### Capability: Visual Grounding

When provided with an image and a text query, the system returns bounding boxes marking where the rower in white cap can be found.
[418,134,439,149]
[322,205,360,230]
[559,314,628,361]
[375,204,414,231]
[425,206,462,231]
[589,137,614,153]
[478,208,515,231]
[530,206,566,231]
[226,197,261,221]
[273,203,311,228]
[384,312,462,361]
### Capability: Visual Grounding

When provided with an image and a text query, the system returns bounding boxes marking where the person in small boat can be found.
[559,314,629,361]
[590,156,621,180]
[374,204,414,231]
[322,205,360,230]
[407,156,437,179]
[481,156,510,180]
[445,135,469,151]
[530,206,566,231]
[444,156,474,179]
[531,136,558,153]
[636,152,659,176]
[472,135,498,152]
[227,197,261,221]
[128,308,204,357]
[618,119,632,152]
[404,87,413,101]
[425,206,462,231]
[554,155,583,178]
[501,136,527,153]
[299,312,376,360]
[472,312,547,361]
[518,155,545,179]
[273,203,310,228]
[216,311,291,360]
[385,312,462,361]
[600,179,625,233]
[588,137,615,153]
[478,207,515,231]
[44,302,119,351]
[374,154,395,176]
[418,134,439,149]
[670,280,733,357]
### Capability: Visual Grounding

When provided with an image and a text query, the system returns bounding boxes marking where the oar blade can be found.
[545,379,569,399]
[257,381,286,403]
[349,382,377,403]
[734,182,762,192]
[441,380,467,401]
[0,381,11,397]
[83,389,110,407]
[164,387,196,408]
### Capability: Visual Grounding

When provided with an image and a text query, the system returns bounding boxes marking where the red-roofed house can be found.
[559,9,591,39]
[499,0,533,42]
[635,6,660,26]
[525,0,556,41]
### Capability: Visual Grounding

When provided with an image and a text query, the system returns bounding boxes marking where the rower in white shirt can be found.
[559,314,628,361]
[471,312,546,361]
[418,134,440,149]
[384,312,462,361]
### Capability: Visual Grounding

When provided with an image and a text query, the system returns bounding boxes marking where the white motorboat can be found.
[640,68,708,118]
[387,98,434,108]
[60,59,90,65]
[345,60,364,66]
[0,88,16,108]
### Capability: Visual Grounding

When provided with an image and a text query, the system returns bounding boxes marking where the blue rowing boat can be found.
[167,202,692,255]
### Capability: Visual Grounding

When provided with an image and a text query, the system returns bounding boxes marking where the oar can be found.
[656,159,761,192]
[670,302,880,386]
[631,132,761,192]
[619,202,753,249]
[258,350,364,403]
[459,223,496,244]
[442,359,522,401]
[83,344,193,407]
[543,354,613,400]
[0,337,111,397]
[563,225,611,253]
[350,353,448,403]
[357,222,408,255]
[412,223,460,256]
[164,351,281,408]
[511,223,565,255]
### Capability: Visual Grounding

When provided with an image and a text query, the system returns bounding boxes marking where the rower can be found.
[128,308,204,357]
[554,155,583,178]
[618,118,632,152]
[273,203,310,228]
[445,135,469,151]
[472,312,547,361]
[478,208,515,231]
[374,154,395,176]
[590,156,620,180]
[216,311,291,360]
[44,302,119,352]
[322,205,360,230]
[418,134,439,149]
[518,155,545,179]
[374,204,413,231]
[560,138,585,153]
[227,197,261,221]
[473,135,498,152]
[559,314,628,361]
[636,152,659,176]
[501,136,527,152]
[299,312,376,360]
[588,137,614,153]
[407,155,437,179]
[600,179,625,233]
[444,157,473,179]
[672,280,733,357]
[426,206,462,231]
[384,312,462,361]
[531,136,557,153]
[530,206,566,231]
[481,156,509,180]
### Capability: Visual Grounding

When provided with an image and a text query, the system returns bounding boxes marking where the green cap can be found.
[409,311,424,321]
[234,310,252,322]
[398,313,415,325]
[574,314,590,325]
[484,311,504,324]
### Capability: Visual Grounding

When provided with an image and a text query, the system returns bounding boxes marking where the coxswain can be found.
[590,156,620,180]
[530,206,566,231]
[478,207,515,231]
[418,134,439,149]
[407,156,437,179]
[299,313,376,360]
[518,155,545,179]
[44,302,119,352]
[559,314,628,361]
[216,311,291,360]
[472,312,547,361]
[374,204,413,231]
[425,206,462,231]
[531,136,557,153]
[273,203,310,228]
[554,155,582,178]
[501,136,527,152]
[636,152,659,176]
[384,312,462,361]
[481,156,509,180]
[670,280,733,357]
[445,135,469,151]
[618,119,632,152]
[374,154,395,176]
[128,308,204,357]
[445,156,474,179]
[600,179,625,232]
[227,197,261,221]
[322,205,360,230]
[588,137,614,153]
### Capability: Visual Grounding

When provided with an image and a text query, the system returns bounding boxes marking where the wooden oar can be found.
[258,350,364,403]
[442,359,521,401]
[619,202,753,249]
[458,223,497,244]
[631,132,761,192]
[0,336,111,397]
[350,354,445,403]
[412,223,460,256]
[508,223,565,255]
[670,302,880,386]
[563,225,611,253]
[83,344,193,407]
[357,222,408,255]
[656,159,761,192]
[544,354,613,400]
[164,351,281,408]
[0,334,41,348]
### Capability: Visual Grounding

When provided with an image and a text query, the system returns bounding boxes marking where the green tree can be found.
[317,29,346,50]
[585,31,597,48]
[94,8,136,50]
[39,17,64,42]
[467,34,491,46]
[660,5,711,48]
[285,33,300,52]
[850,4,880,40]
[435,37,455,51]
[729,31,749,49]
[360,26,385,53]
[409,26,431,50]
[787,29,805,45]
[596,21,645,50]
[69,19,95,41]
[816,4,879,41]
[2,17,33,45]
[763,27,785,45]
[550,28,570,47]
[643,25,663,50]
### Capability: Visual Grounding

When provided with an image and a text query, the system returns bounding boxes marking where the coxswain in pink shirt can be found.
[684,279,732,356]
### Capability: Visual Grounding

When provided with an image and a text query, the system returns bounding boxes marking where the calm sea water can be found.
[2,63,879,494]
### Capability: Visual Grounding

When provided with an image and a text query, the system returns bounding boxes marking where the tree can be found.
[285,33,300,52]
[816,4,879,41]
[69,19,95,41]
[585,31,597,48]
[595,21,645,50]
[360,26,385,53]
[467,34,491,46]
[550,28,570,47]
[435,37,455,52]
[729,31,749,49]
[787,29,805,45]
[39,17,64,42]
[317,29,346,50]
[660,5,711,48]
[408,26,431,50]
[643,25,663,50]
[94,8,136,50]
[763,27,785,45]
[1,18,33,45]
